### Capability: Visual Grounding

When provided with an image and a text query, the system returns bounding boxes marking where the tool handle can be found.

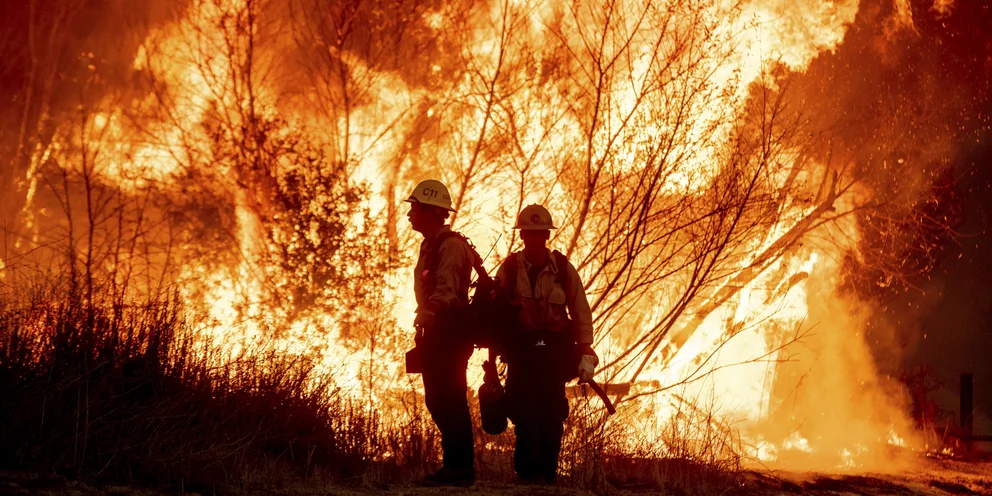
[586,380,617,415]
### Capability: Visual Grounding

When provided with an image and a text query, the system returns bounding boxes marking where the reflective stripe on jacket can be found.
[413,226,474,312]
[495,249,594,345]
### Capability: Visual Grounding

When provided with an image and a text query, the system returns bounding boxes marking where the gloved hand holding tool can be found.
[578,348,598,383]
[406,310,434,374]
[414,308,437,331]
[576,344,616,415]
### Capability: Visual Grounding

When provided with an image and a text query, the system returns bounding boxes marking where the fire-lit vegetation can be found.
[1,0,987,491]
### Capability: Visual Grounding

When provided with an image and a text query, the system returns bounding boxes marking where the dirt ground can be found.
[1,457,989,496]
[740,456,992,496]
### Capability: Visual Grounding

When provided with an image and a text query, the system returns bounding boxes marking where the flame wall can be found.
[3,0,989,473]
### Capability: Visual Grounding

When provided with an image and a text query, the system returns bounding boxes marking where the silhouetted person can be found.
[495,204,599,485]
[406,179,476,487]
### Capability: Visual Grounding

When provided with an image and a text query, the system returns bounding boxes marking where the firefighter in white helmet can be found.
[404,179,477,486]
[494,204,598,485]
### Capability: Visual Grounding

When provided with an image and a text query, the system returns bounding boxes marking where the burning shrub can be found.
[167,110,396,337]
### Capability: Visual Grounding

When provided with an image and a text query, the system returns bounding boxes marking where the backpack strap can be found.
[505,252,519,300]
[552,250,570,297]
[553,250,574,325]
[427,231,465,279]
[426,231,490,298]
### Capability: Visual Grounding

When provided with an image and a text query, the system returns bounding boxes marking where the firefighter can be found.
[406,179,477,487]
[495,204,599,485]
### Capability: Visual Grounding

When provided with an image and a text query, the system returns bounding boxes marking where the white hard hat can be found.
[405,179,456,212]
[513,204,556,230]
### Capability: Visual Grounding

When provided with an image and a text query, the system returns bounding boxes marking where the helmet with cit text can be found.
[405,179,456,212]
[513,204,556,230]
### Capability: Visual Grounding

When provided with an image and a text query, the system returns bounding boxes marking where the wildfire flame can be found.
[10,0,973,474]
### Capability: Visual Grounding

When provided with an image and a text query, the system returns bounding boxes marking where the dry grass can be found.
[0,284,407,491]
[0,281,744,494]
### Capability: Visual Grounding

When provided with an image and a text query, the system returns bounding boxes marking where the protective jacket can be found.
[411,225,477,472]
[414,226,475,314]
[495,249,593,345]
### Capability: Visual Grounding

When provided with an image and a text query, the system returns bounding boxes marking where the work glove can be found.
[577,344,599,383]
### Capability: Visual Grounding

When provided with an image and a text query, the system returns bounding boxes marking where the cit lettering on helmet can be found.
[405,179,456,212]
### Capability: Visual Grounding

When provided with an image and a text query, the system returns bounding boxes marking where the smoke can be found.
[750,246,920,471]
[783,0,992,442]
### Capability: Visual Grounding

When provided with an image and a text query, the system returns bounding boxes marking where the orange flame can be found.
[45,0,934,473]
